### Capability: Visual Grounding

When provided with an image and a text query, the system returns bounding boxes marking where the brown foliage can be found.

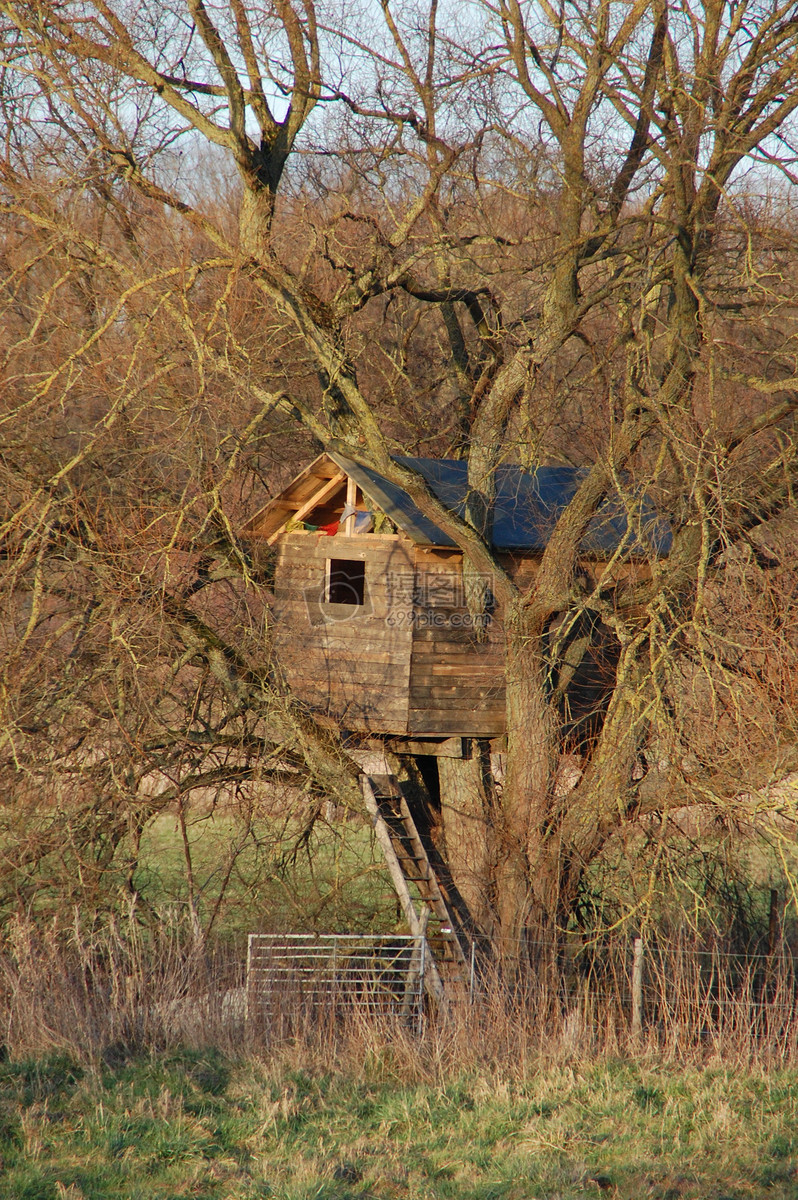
[1,1,798,947]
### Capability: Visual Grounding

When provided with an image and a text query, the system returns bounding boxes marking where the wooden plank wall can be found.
[272,532,415,734]
[271,521,651,741]
[408,548,506,736]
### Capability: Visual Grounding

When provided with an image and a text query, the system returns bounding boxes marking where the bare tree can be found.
[3,0,798,951]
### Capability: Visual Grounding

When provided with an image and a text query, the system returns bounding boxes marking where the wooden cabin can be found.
[241,453,670,742]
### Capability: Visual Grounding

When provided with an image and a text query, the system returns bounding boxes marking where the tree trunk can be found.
[239,186,275,262]
[499,599,560,949]
[437,744,497,939]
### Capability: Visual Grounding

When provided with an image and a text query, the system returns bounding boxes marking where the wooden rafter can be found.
[265,471,346,545]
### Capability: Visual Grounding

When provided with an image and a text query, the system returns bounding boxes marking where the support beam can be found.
[343,475,357,536]
[369,736,467,759]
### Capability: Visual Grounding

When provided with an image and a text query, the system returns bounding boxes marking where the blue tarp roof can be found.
[331,454,671,556]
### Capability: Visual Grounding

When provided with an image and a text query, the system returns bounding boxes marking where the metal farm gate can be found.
[246,933,428,1027]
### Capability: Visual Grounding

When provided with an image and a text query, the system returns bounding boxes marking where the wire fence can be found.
[5,915,798,1061]
[245,926,798,1053]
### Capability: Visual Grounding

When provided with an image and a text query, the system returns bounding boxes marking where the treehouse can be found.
[241,453,670,745]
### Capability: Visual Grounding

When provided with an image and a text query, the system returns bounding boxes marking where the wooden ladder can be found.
[361,774,471,999]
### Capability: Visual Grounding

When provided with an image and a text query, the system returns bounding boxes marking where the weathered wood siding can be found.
[272,533,415,734]
[407,548,506,736]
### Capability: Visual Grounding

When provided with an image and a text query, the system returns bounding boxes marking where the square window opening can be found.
[326,558,365,605]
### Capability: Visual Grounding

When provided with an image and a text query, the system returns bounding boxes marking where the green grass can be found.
[1,1050,797,1199]
[579,820,798,947]
[0,805,401,941]
[133,811,400,940]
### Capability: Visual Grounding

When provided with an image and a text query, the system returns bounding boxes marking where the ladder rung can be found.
[396,862,423,874]
[396,857,427,874]
[395,855,428,872]
[367,772,469,973]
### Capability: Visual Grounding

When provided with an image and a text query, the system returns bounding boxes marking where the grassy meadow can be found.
[5,808,798,1199]
[0,1048,796,1200]
[133,810,400,940]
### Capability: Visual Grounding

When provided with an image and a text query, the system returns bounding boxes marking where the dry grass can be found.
[0,913,245,1063]
[1,918,798,1197]
[3,915,798,1070]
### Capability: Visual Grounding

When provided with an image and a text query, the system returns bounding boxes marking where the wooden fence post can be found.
[631,937,644,1040]
[768,888,781,957]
